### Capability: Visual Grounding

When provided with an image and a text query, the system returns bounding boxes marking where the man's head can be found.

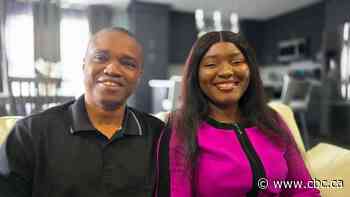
[83,27,143,111]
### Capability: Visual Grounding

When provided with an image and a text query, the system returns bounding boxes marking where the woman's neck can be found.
[208,102,242,124]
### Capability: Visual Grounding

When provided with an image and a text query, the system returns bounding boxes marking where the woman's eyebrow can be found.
[204,53,244,60]
[226,53,246,60]
[229,52,244,57]
[202,55,218,61]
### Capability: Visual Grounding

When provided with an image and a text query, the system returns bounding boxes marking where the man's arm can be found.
[0,120,34,197]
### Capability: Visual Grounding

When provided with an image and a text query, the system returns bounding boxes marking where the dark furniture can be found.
[0,76,74,116]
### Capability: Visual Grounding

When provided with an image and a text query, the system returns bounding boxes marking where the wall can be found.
[260,1,325,65]
[128,1,170,113]
[324,0,350,32]
[168,10,197,65]
[322,0,350,62]
[239,20,265,65]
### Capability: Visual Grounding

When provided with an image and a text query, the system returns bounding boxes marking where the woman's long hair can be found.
[174,31,288,174]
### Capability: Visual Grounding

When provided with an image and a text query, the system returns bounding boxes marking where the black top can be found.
[0,96,164,197]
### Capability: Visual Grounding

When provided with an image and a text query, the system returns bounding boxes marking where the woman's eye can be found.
[231,59,246,65]
[204,63,216,68]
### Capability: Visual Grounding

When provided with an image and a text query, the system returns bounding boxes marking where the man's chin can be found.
[99,99,125,111]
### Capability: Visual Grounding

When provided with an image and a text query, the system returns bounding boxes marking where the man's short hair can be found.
[85,26,141,58]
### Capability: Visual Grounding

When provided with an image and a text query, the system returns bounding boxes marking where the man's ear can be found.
[137,73,143,84]
[139,66,144,75]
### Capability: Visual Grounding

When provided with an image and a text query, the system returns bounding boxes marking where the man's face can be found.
[83,31,143,110]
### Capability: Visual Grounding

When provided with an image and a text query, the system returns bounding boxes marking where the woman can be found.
[155,31,320,197]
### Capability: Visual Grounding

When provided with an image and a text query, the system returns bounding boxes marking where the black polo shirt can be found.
[0,96,164,197]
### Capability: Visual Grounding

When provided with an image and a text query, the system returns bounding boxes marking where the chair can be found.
[0,116,21,144]
[269,102,350,197]
[279,74,313,149]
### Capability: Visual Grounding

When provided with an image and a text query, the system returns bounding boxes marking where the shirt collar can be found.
[69,95,143,136]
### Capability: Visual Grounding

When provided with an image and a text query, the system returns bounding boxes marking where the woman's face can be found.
[198,42,250,108]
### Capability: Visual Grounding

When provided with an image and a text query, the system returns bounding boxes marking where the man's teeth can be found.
[103,81,118,86]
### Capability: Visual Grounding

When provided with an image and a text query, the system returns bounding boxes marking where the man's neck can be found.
[85,101,126,139]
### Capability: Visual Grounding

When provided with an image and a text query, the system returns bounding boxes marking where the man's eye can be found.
[92,53,109,63]
[120,59,138,68]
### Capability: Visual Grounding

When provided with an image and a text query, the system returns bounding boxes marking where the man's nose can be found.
[103,61,122,76]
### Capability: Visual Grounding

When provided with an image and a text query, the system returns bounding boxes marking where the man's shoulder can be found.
[8,100,75,143]
[128,107,165,129]
[18,99,75,126]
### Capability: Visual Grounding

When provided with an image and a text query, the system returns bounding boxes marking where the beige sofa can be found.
[2,106,350,196]
[155,103,350,196]
[269,102,350,197]
[0,116,21,144]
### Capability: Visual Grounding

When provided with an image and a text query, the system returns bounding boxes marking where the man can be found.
[0,27,164,197]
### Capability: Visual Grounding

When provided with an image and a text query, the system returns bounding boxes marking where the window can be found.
[5,12,34,77]
[60,10,89,97]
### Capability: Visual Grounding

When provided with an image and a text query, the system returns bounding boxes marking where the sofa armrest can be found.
[268,102,307,155]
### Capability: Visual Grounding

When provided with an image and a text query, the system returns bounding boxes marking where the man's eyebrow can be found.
[120,54,140,64]
[121,55,136,60]
[87,48,108,57]
[92,49,109,54]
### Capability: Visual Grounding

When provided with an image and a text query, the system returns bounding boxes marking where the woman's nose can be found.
[217,62,234,78]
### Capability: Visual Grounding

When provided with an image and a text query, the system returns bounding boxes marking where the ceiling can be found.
[140,0,322,20]
[60,0,322,20]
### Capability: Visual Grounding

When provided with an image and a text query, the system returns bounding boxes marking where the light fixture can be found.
[213,10,222,31]
[195,9,206,37]
[230,13,239,33]
[340,22,350,100]
[194,9,239,37]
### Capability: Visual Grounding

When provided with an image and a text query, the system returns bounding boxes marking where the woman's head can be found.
[199,41,250,113]
[175,31,288,176]
[181,31,265,121]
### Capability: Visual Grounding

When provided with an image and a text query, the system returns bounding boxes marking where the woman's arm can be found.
[169,128,192,197]
[279,119,320,197]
